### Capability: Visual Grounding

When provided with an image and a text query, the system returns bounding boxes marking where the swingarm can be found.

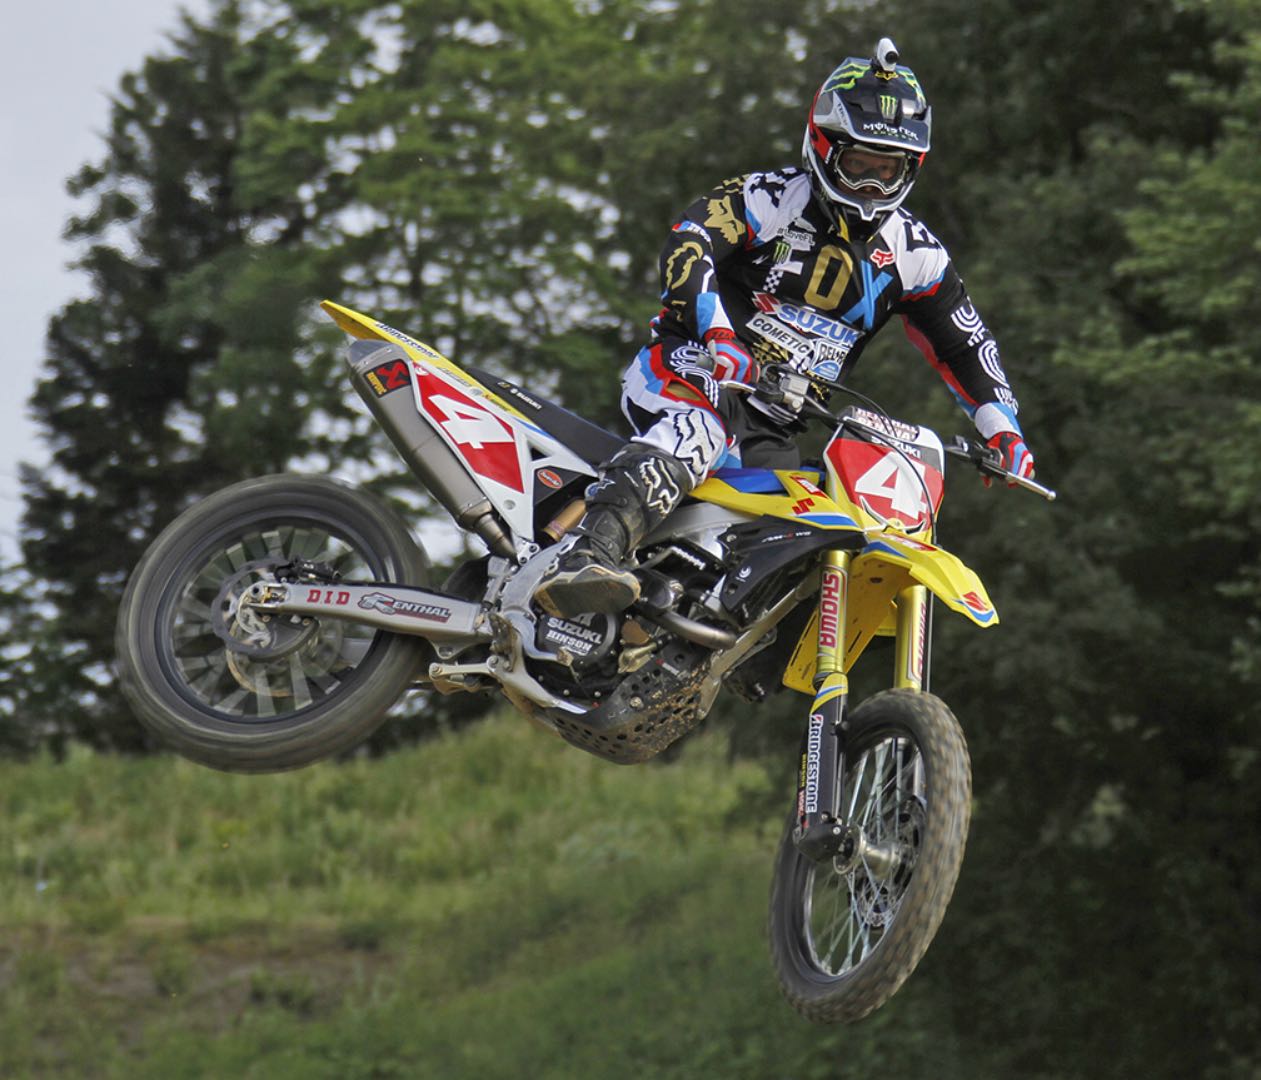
[238,578,491,643]
[233,563,592,716]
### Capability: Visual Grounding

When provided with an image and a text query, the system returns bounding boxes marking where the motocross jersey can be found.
[651,167,1022,441]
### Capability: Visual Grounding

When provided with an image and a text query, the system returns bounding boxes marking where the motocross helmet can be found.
[802,38,931,240]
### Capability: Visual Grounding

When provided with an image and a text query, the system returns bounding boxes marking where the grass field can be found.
[1,713,960,1078]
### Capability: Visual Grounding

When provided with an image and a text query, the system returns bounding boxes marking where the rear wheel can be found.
[768,689,971,1023]
[116,475,430,772]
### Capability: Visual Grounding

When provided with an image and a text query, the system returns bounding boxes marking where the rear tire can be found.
[116,475,430,772]
[768,689,971,1023]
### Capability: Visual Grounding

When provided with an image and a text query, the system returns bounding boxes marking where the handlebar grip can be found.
[946,435,1057,500]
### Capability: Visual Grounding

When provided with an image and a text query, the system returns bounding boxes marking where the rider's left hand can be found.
[984,431,1035,486]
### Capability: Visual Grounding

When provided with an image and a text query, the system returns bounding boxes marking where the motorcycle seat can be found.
[465,365,627,467]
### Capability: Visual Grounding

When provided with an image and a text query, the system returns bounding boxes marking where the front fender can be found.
[781,532,996,695]
[856,534,997,628]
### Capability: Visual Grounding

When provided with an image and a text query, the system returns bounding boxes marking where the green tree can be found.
[14,0,889,750]
[893,1,1261,1074]
[20,2,351,748]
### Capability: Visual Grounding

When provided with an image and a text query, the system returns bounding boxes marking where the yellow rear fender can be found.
[320,300,531,422]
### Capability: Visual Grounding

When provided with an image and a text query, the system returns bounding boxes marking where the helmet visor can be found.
[832,145,909,198]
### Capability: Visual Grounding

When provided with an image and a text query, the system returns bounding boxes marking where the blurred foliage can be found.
[4,0,1261,1073]
[0,717,1137,1078]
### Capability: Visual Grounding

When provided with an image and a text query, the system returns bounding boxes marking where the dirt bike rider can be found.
[535,37,1034,620]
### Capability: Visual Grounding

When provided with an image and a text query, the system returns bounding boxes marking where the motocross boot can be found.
[534,445,693,618]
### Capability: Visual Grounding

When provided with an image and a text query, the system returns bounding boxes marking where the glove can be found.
[703,328,759,385]
[985,431,1035,486]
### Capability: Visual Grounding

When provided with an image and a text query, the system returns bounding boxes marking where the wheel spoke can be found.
[308,670,344,694]
[337,635,373,666]
[186,662,226,699]
[216,686,251,714]
[171,631,222,657]
[260,529,287,560]
[223,543,250,572]
[844,880,864,966]
[288,653,314,710]
[158,518,385,722]
[856,898,874,963]
[846,748,870,820]
[331,549,369,580]
[253,680,277,718]
[867,742,889,831]
[819,879,846,963]
[177,595,215,624]
[803,729,929,978]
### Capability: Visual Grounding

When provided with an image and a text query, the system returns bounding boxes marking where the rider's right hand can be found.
[704,328,759,385]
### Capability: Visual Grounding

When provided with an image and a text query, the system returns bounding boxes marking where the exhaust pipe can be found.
[345,340,515,558]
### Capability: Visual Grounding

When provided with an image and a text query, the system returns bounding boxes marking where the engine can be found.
[533,611,620,670]
[522,537,735,763]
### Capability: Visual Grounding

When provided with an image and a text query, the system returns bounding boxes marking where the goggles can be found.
[830,145,910,198]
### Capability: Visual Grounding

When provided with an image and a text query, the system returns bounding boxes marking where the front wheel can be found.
[768,689,972,1023]
[116,474,430,772]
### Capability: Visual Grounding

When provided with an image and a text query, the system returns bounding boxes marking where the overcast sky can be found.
[0,1,209,562]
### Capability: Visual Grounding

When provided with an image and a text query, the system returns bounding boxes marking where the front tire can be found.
[116,475,430,772]
[768,689,971,1023]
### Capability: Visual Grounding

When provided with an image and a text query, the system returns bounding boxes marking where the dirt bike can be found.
[116,300,1054,1023]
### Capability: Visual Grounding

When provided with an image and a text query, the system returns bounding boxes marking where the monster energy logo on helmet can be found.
[820,40,927,112]
[823,59,871,92]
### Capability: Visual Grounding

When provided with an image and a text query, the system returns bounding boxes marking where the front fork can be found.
[792,550,932,862]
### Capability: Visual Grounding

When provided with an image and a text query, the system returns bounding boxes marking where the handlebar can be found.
[944,436,1057,500]
[720,370,836,424]
[722,365,1057,502]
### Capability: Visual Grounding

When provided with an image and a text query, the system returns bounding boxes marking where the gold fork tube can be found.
[893,584,929,691]
[814,549,853,687]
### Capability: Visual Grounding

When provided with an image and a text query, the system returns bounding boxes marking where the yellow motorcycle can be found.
[117,302,1054,1022]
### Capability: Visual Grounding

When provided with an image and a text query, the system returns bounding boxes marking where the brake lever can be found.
[718,375,837,426]
[944,435,988,466]
[800,395,837,423]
